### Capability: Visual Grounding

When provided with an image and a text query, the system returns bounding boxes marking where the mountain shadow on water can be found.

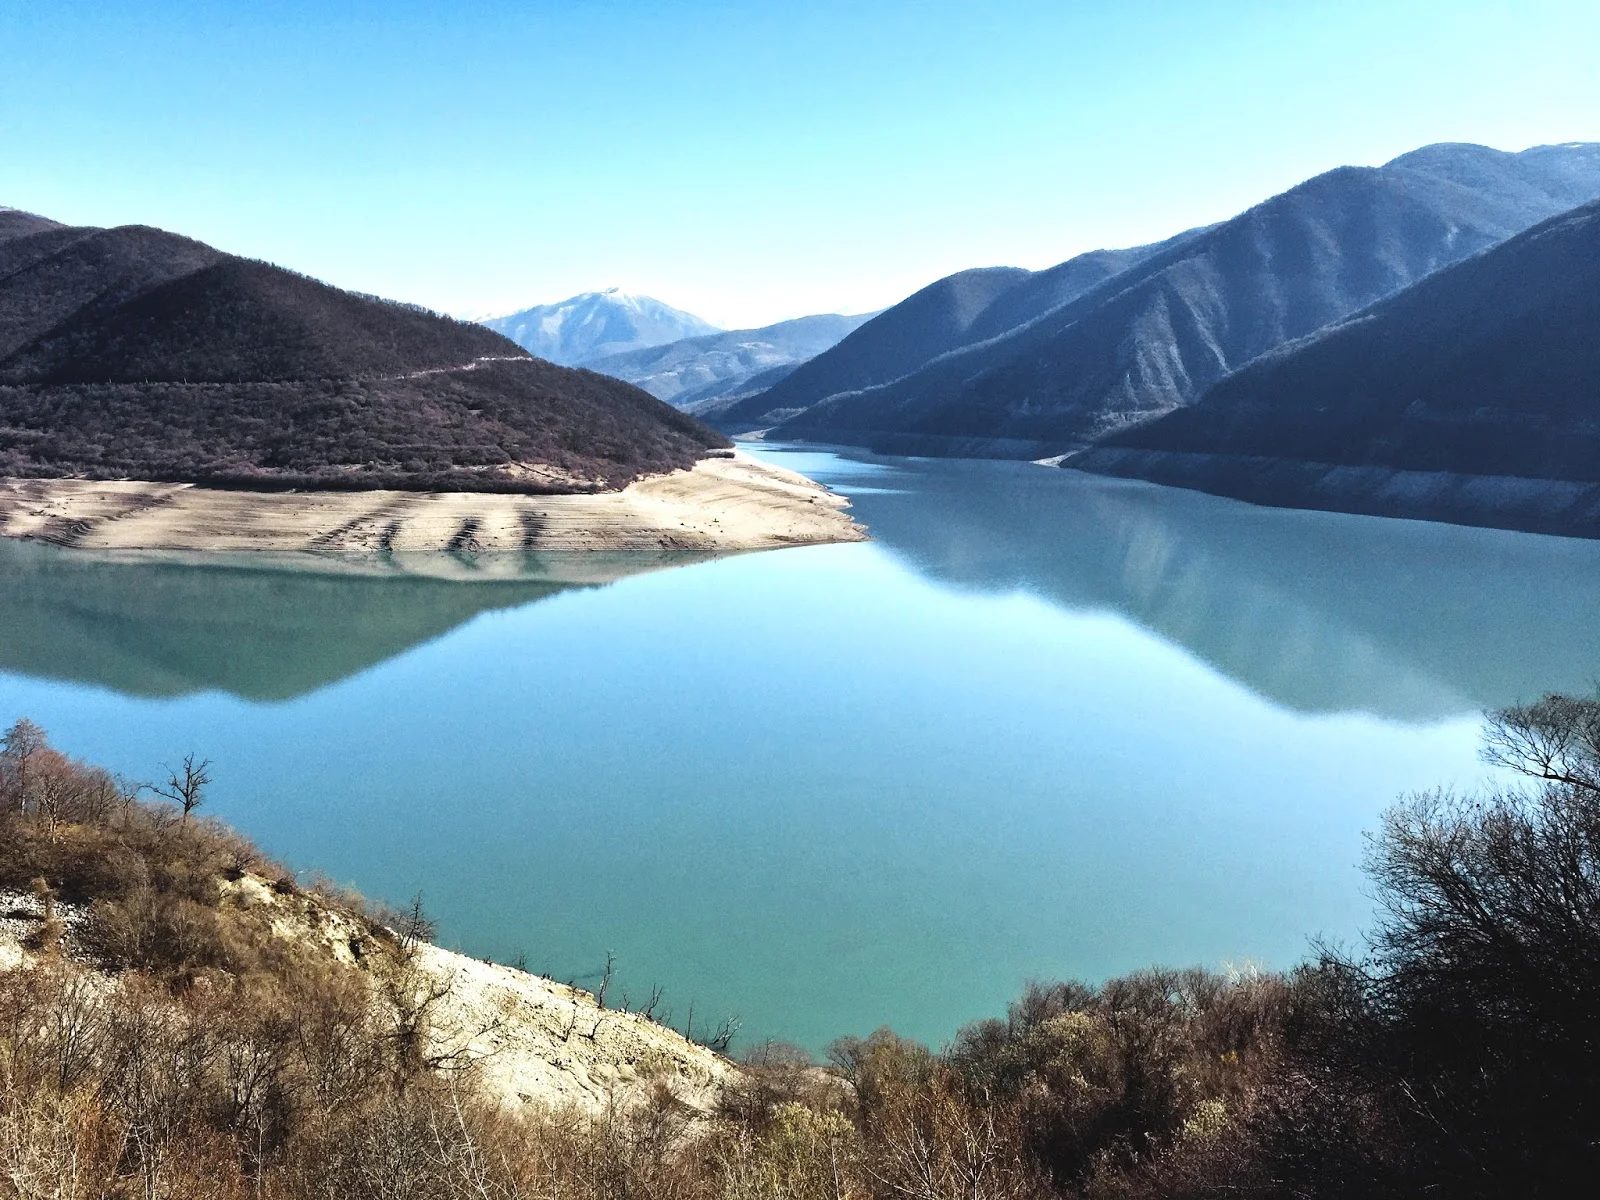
[816,454,1600,721]
[0,542,718,701]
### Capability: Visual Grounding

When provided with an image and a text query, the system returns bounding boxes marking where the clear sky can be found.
[3,1,1597,328]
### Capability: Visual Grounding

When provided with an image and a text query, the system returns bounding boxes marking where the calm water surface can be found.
[3,446,1599,1050]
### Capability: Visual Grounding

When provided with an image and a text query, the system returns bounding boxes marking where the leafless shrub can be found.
[152,752,213,824]
[5,706,1597,1198]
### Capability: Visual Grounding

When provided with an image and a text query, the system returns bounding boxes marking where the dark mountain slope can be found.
[0,225,224,363]
[1384,141,1600,208]
[583,311,874,409]
[1072,198,1600,536]
[0,207,64,243]
[715,232,1204,435]
[2,255,515,385]
[0,360,723,491]
[712,267,1029,429]
[770,143,1600,457]
[680,361,801,421]
[956,231,1209,348]
[0,212,728,491]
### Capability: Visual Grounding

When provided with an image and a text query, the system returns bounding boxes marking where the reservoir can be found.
[3,445,1598,1050]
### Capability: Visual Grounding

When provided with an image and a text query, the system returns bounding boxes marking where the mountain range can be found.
[480,289,718,366]
[582,311,876,411]
[712,236,1198,438]
[717,143,1600,465]
[1072,196,1600,536]
[820,455,1600,719]
[7,139,1597,535]
[0,211,728,491]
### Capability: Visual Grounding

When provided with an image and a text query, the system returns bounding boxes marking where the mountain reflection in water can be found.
[2,455,1597,720]
[770,448,1600,721]
[2,455,1596,720]
[3,452,1599,1049]
[0,543,723,701]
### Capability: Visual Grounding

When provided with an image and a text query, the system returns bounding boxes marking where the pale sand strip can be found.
[0,452,866,553]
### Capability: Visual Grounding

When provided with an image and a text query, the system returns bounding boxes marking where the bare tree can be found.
[33,771,69,840]
[1333,690,1600,1192]
[394,893,436,956]
[377,893,499,1087]
[152,753,212,824]
[1,717,47,813]
[706,1014,741,1054]
[1482,690,1600,794]
[639,983,665,1022]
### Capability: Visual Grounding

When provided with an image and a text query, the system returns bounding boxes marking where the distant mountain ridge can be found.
[1071,196,1600,537]
[582,311,876,411]
[722,143,1600,459]
[0,212,729,491]
[481,289,718,366]
[715,232,1203,435]
[0,207,65,242]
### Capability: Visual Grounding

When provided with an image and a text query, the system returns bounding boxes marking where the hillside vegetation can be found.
[0,214,729,492]
[3,691,1598,1197]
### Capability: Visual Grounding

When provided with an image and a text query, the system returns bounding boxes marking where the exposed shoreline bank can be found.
[0,451,866,554]
[0,877,734,1115]
[1066,447,1600,540]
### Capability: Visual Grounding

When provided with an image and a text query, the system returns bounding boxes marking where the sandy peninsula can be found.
[0,451,866,553]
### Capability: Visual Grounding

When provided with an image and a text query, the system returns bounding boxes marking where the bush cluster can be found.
[2,693,1598,1198]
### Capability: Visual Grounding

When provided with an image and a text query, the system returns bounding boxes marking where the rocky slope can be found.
[0,450,865,554]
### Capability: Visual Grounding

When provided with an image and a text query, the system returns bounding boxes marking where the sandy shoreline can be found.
[0,451,866,553]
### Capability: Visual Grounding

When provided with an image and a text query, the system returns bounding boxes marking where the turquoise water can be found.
[3,446,1599,1051]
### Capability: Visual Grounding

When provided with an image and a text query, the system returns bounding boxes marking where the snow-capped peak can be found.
[480,290,718,366]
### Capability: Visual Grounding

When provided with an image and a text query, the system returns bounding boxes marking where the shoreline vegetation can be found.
[0,452,866,554]
[3,694,1598,1197]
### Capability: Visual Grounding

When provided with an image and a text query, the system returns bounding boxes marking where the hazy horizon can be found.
[4,0,1597,328]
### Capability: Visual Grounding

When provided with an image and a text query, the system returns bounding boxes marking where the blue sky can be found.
[3,1,1597,327]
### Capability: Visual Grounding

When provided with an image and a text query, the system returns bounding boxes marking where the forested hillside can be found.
[0,213,729,491]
